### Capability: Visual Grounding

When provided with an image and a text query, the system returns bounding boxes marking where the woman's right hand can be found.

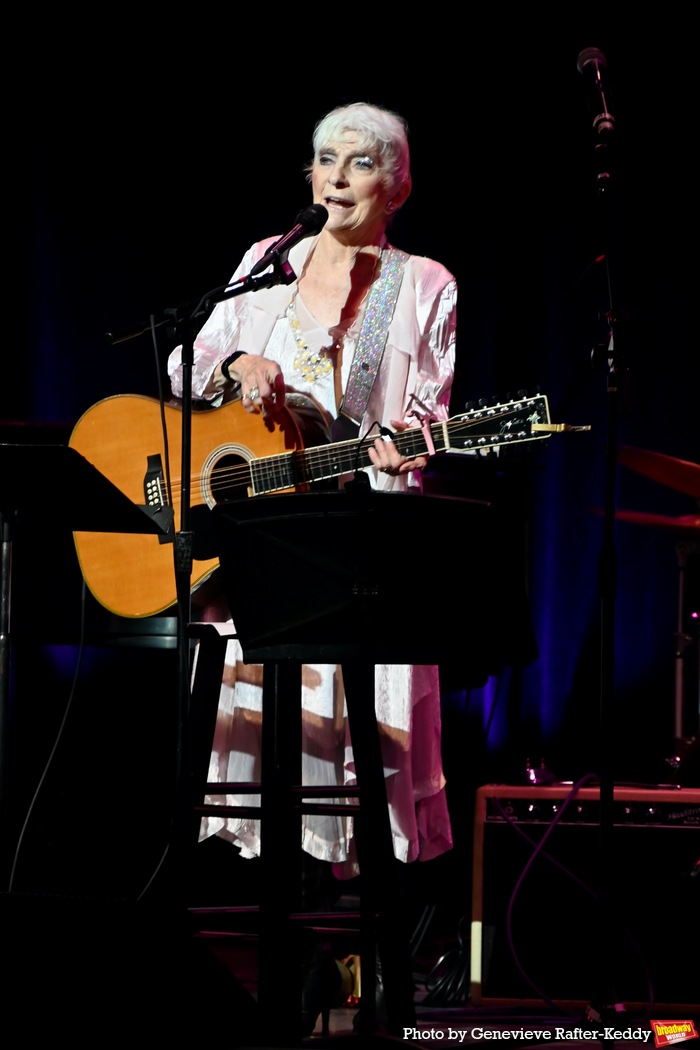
[225,353,286,412]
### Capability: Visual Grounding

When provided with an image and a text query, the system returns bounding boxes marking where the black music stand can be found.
[0,443,173,534]
[203,487,536,1042]
[0,443,172,876]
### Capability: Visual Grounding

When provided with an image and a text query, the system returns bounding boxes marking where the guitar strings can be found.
[173,419,433,505]
[169,427,417,506]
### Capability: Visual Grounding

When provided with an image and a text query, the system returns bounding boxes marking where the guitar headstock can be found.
[445,393,551,455]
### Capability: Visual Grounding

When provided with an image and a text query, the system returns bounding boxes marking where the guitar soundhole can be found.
[192,450,252,561]
[207,452,251,506]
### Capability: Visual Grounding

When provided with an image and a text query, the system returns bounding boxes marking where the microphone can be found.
[249,204,328,276]
[577,47,615,138]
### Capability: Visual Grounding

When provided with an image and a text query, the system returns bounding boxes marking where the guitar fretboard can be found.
[247,395,549,496]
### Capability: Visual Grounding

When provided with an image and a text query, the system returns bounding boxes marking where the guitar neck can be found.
[247,391,552,496]
[249,423,441,495]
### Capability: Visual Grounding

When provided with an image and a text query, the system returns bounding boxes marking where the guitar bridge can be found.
[144,454,174,543]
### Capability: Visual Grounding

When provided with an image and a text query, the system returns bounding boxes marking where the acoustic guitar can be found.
[69,391,552,618]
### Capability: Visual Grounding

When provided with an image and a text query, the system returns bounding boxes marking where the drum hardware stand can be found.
[666,537,700,778]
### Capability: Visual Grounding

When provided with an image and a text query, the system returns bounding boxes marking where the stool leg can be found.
[168,627,230,899]
[257,660,304,1044]
[342,661,416,1036]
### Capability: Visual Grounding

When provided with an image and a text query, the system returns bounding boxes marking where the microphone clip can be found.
[254,251,297,287]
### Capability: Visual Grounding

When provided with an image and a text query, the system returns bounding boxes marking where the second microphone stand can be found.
[578,46,632,1022]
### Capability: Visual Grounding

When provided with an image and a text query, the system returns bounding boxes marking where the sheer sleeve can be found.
[404,271,457,424]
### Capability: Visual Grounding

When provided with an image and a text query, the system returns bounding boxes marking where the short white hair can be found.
[311,102,411,194]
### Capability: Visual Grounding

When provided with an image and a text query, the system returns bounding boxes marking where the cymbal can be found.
[615,510,700,538]
[618,445,700,499]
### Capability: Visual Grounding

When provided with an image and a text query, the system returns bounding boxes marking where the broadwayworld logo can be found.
[652,1021,699,1047]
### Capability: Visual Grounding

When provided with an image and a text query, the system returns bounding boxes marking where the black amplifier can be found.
[482,783,700,828]
[471,784,700,1012]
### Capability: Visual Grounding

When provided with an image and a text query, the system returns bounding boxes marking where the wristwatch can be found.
[221,351,245,383]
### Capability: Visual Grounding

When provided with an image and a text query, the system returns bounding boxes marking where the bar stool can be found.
[177,619,416,1046]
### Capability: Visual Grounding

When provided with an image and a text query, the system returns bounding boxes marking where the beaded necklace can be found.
[286,293,335,383]
[286,246,382,385]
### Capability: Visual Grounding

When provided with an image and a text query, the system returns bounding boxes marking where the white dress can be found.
[169,235,457,875]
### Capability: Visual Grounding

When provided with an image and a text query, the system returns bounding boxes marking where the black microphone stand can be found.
[108,253,297,871]
[578,48,629,1023]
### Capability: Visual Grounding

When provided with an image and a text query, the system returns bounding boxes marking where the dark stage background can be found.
[6,15,698,920]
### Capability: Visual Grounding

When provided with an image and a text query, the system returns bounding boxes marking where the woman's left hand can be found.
[368,419,428,477]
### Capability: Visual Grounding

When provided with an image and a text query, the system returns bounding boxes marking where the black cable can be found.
[420,913,471,1005]
[7,578,88,892]
[499,775,655,1015]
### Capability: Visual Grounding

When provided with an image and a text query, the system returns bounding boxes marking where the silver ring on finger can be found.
[249,386,260,402]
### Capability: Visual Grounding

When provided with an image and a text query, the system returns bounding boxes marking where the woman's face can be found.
[311,132,394,241]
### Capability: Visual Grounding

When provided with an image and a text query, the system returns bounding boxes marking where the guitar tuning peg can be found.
[518,388,529,399]
[478,398,488,408]
[464,401,476,412]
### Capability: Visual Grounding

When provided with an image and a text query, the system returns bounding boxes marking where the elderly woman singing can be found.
[168,100,457,1030]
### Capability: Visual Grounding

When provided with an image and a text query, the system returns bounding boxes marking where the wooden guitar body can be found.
[69,395,303,618]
